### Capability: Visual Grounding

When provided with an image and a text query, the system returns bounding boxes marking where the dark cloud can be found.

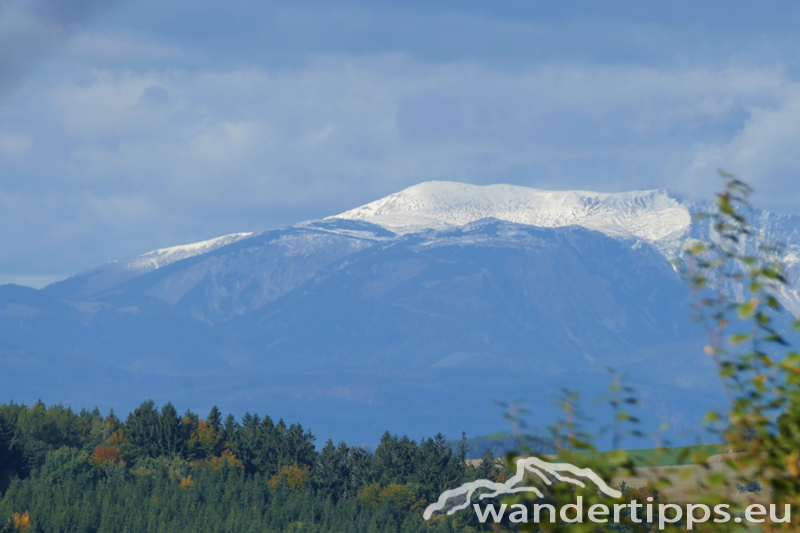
[0,0,120,97]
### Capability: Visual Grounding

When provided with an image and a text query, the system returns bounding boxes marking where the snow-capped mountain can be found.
[3,181,800,445]
[343,181,800,315]
[334,182,693,247]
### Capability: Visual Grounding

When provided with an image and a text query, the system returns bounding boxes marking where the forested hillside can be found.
[0,400,511,532]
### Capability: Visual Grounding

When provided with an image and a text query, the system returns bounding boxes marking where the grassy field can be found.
[615,443,727,466]
[566,445,765,504]
[470,443,730,468]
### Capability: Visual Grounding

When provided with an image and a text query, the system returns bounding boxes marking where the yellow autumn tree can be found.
[267,463,309,493]
[357,482,382,507]
[187,420,219,460]
[377,483,417,514]
[357,482,420,514]
[11,511,30,533]
[90,446,125,468]
[209,449,244,472]
[107,429,127,448]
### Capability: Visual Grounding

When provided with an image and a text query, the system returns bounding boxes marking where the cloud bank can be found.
[2,1,800,284]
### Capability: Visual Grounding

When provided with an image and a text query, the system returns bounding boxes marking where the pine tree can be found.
[157,403,185,457]
[125,400,160,459]
[374,432,417,486]
[478,447,495,480]
[346,446,374,493]
[284,422,316,468]
[457,431,469,463]
[221,413,237,448]
[0,412,24,476]
[206,406,222,433]
[314,439,349,501]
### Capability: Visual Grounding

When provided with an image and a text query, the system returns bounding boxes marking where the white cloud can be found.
[54,72,168,135]
[684,91,800,208]
[185,121,263,164]
[5,51,800,276]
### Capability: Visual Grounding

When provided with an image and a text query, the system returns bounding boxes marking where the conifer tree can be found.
[221,413,237,447]
[314,439,349,501]
[457,431,469,463]
[125,400,160,459]
[478,447,495,480]
[206,406,222,433]
[157,403,185,457]
[0,412,23,478]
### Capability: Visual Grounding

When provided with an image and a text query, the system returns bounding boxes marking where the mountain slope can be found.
[333,181,692,245]
[46,232,257,299]
[235,220,698,372]
[5,181,800,444]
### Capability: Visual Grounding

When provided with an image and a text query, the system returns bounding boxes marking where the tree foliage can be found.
[0,399,486,532]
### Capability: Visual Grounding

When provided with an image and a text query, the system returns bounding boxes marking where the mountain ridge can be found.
[33,181,800,318]
[332,181,693,245]
[2,181,799,444]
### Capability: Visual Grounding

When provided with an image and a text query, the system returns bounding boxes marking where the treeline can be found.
[451,433,555,460]
[0,400,510,532]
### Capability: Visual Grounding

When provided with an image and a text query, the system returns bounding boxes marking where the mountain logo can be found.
[423,456,622,520]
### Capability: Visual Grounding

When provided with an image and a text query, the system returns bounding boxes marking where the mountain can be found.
[3,182,799,446]
[335,182,692,247]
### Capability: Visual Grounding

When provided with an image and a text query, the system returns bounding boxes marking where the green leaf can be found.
[689,243,706,255]
[762,267,785,281]
[606,450,629,466]
[738,298,758,319]
[720,201,734,215]
[765,333,788,346]
[730,333,751,345]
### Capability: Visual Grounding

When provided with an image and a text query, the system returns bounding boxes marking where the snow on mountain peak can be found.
[332,181,692,244]
[63,232,256,297]
[117,233,255,273]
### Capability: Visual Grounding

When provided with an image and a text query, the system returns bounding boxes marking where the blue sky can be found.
[2,0,800,287]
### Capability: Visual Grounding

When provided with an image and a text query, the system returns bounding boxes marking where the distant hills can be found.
[3,182,800,446]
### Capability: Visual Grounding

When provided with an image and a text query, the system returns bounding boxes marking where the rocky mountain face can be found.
[3,182,799,445]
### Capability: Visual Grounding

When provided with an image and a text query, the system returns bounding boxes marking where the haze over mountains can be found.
[4,182,800,445]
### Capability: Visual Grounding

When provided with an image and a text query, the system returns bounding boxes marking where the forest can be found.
[0,399,517,532]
